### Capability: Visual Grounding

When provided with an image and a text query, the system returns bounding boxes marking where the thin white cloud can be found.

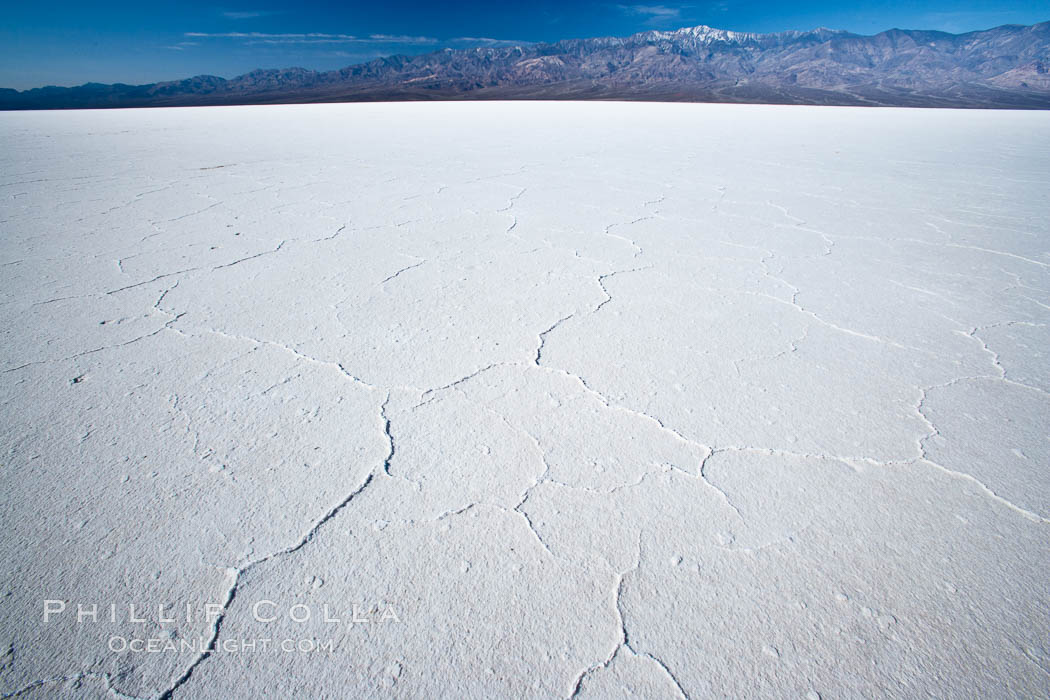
[186,32,356,39]
[617,3,700,28]
[185,32,438,45]
[162,40,200,51]
[245,39,362,45]
[619,4,682,20]
[368,34,438,44]
[450,36,532,47]
[222,11,278,19]
[179,31,530,55]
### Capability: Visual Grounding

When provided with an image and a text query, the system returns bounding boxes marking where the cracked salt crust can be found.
[1,101,1048,698]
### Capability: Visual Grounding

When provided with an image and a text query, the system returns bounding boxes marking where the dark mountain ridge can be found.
[3,21,1049,110]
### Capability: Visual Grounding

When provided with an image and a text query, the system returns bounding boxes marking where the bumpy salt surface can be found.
[1,102,1047,698]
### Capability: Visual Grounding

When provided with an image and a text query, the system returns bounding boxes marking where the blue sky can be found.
[2,1,1048,90]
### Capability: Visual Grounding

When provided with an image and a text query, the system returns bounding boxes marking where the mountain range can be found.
[3,22,1049,110]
